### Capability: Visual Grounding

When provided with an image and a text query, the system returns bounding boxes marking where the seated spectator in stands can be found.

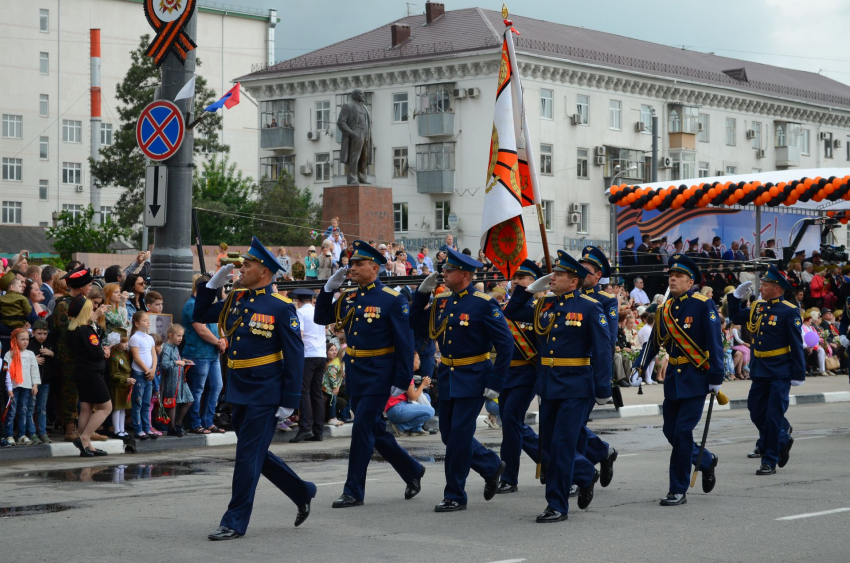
[379,259,394,278]
[394,251,410,276]
[385,352,434,437]
[802,309,826,376]
[801,262,814,285]
[699,286,714,301]
[730,322,751,379]
[809,266,827,309]
[629,277,650,305]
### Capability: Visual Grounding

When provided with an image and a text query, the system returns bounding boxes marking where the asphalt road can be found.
[2,402,849,563]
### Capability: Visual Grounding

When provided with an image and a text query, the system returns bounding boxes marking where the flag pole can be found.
[503,19,551,273]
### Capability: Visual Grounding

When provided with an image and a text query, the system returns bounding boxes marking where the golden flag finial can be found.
[501,3,509,18]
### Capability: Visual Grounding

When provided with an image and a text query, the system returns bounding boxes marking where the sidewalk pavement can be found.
[2,377,847,462]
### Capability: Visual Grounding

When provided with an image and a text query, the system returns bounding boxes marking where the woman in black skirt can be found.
[67,295,113,457]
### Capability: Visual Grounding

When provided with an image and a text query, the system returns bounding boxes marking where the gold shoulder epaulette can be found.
[436,291,452,298]
[692,293,709,302]
[473,291,492,301]
[782,300,797,308]
[273,293,292,304]
[382,286,400,297]
[580,293,598,303]
[599,290,614,299]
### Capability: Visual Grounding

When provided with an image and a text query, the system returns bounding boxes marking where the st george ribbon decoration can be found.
[143,0,197,67]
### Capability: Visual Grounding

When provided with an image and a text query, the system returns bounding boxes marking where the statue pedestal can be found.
[322,184,394,243]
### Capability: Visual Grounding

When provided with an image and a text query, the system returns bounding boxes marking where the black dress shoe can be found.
[495,481,517,494]
[702,454,718,494]
[72,437,85,454]
[87,448,108,457]
[483,461,506,501]
[778,436,794,468]
[600,447,618,488]
[79,447,95,458]
[536,506,568,523]
[332,494,363,508]
[405,467,425,500]
[756,464,776,475]
[747,447,762,459]
[208,526,242,541]
[577,470,599,509]
[294,499,311,527]
[659,492,687,506]
[305,434,323,442]
[434,499,466,512]
[289,430,314,443]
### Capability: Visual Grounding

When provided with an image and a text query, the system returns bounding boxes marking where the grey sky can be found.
[223,0,850,87]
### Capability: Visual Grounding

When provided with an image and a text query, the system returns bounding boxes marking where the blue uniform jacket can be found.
[502,298,538,389]
[193,283,304,409]
[410,284,513,399]
[584,285,619,348]
[634,289,724,399]
[505,287,612,401]
[727,295,806,381]
[314,279,414,397]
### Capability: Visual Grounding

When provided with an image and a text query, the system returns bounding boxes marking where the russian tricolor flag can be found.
[204,83,240,112]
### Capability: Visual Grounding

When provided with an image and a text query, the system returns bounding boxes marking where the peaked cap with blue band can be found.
[515,259,543,279]
[349,240,387,265]
[580,245,611,277]
[443,248,482,272]
[553,250,591,278]
[241,236,283,273]
[668,253,702,284]
[761,264,792,291]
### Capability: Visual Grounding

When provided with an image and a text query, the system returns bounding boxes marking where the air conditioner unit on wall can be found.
[452,88,467,99]
[299,163,313,175]
[569,203,581,213]
[467,87,480,98]
[595,146,606,156]
[746,130,756,139]
[756,149,766,159]
[716,170,725,176]
[594,155,605,165]
[834,138,842,148]
[820,131,829,140]
[570,114,581,125]
[75,185,84,193]
[635,122,646,132]
[307,130,319,141]
[567,213,581,225]
[659,157,672,169]
[698,122,704,132]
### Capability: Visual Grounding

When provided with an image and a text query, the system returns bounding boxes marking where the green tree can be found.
[90,35,228,231]
[193,155,257,245]
[46,206,132,262]
[251,174,323,247]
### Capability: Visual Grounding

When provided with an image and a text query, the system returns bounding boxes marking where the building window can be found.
[725,165,737,175]
[100,206,114,224]
[260,99,294,128]
[392,93,409,123]
[669,109,680,133]
[62,162,82,184]
[100,123,113,146]
[824,132,833,159]
[435,201,451,231]
[416,83,453,114]
[61,204,83,221]
[801,129,810,155]
[39,136,49,160]
[315,153,331,182]
[579,203,589,234]
[40,52,49,74]
[416,142,455,171]
[40,9,49,32]
[540,89,554,120]
[540,144,553,175]
[604,147,645,180]
[576,95,589,125]
[752,121,762,149]
[541,200,553,231]
[39,180,48,200]
[2,158,23,181]
[640,105,653,133]
[39,94,49,117]
[62,120,82,143]
[392,147,408,178]
[609,100,621,130]
[2,202,22,225]
[752,168,762,173]
[259,155,295,180]
[393,202,408,233]
[671,152,696,181]
[698,161,709,178]
[670,106,698,133]
[2,114,22,139]
[726,118,736,146]
[315,101,331,131]
[577,148,588,179]
[698,114,709,142]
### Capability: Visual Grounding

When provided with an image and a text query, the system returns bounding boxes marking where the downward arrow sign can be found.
[149,170,161,217]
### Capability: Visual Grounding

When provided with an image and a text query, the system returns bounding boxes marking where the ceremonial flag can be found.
[204,83,241,112]
[480,32,531,279]
[174,74,196,102]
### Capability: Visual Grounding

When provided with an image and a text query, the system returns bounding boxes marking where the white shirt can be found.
[3,350,41,390]
[637,324,653,346]
[630,287,650,304]
[129,331,155,372]
[296,303,326,358]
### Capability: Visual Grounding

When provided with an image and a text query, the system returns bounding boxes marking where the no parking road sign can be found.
[136,100,185,161]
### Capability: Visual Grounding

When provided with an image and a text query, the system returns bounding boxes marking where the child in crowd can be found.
[339,255,350,269]
[27,320,55,444]
[0,273,36,354]
[129,312,157,441]
[103,283,131,333]
[3,328,41,445]
[107,329,134,439]
[145,291,164,314]
[160,324,194,437]
[149,333,165,435]
[322,343,344,425]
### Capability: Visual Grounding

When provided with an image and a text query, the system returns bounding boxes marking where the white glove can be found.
[323,268,348,292]
[417,272,438,294]
[526,274,552,294]
[483,388,499,400]
[708,384,722,394]
[390,386,406,396]
[596,397,610,406]
[839,336,850,348]
[790,380,804,387]
[733,281,754,300]
[628,369,643,387]
[275,407,293,419]
[207,264,234,289]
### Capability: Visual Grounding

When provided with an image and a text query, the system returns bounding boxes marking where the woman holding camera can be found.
[305,246,319,280]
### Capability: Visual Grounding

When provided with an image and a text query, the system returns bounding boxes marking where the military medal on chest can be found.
[768,315,777,326]
[250,313,275,338]
[684,316,693,329]
[567,312,583,327]
[459,313,470,326]
[364,306,381,323]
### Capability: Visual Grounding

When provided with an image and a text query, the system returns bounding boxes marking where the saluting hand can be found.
[417,272,438,294]
[526,274,552,294]
[324,267,348,292]
[208,264,234,290]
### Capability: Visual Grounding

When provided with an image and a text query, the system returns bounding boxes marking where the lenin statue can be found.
[337,89,372,185]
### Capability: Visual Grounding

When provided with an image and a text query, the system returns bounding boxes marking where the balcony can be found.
[260,126,295,150]
[418,112,455,137]
[417,170,454,194]
[775,145,801,168]
[669,131,696,150]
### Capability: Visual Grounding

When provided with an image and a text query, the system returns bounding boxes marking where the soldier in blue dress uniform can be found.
[410,248,513,512]
[630,253,722,506]
[578,246,620,488]
[314,241,426,508]
[194,237,316,541]
[504,250,612,523]
[494,259,543,495]
[727,266,805,475]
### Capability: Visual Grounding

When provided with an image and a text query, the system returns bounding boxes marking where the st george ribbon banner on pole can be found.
[143,0,197,67]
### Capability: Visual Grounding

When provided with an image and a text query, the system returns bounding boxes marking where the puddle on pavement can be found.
[0,503,74,517]
[18,460,232,484]
[593,428,635,435]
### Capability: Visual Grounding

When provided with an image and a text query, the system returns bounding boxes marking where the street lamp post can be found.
[609,164,638,279]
